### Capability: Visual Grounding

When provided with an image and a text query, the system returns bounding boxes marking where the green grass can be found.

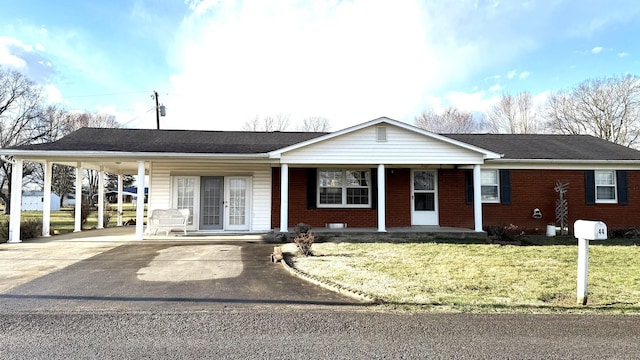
[2,203,145,234]
[283,239,640,313]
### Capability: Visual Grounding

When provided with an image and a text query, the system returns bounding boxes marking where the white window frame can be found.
[595,170,617,203]
[318,168,371,208]
[481,170,500,203]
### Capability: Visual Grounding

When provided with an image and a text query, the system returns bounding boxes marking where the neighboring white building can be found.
[22,191,61,211]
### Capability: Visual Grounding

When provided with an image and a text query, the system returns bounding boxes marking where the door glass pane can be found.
[414,171,434,191]
[201,177,222,228]
[176,177,195,225]
[228,178,246,226]
[414,193,435,211]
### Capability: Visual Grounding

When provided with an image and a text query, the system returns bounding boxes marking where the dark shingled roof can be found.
[12,127,640,161]
[444,134,640,160]
[15,127,328,154]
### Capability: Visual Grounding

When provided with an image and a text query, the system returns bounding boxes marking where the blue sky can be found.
[1,0,639,131]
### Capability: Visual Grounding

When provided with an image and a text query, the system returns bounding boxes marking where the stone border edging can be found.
[280,254,381,304]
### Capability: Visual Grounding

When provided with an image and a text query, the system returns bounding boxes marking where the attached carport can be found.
[2,152,148,242]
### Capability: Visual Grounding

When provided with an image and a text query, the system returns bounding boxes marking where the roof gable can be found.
[269,117,501,160]
[271,118,501,165]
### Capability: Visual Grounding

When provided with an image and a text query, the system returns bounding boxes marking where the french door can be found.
[173,176,251,231]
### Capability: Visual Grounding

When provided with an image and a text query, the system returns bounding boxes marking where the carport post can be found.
[42,161,52,237]
[97,167,104,229]
[135,161,145,240]
[74,163,82,232]
[8,159,23,243]
[117,173,123,226]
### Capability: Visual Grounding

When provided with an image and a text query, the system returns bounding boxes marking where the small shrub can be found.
[103,204,115,227]
[20,218,42,239]
[294,222,312,236]
[292,223,314,255]
[0,219,43,243]
[293,231,315,256]
[484,224,522,244]
[69,202,94,227]
[0,221,7,243]
[609,227,639,239]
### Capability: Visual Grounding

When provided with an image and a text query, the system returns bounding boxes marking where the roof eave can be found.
[2,149,271,160]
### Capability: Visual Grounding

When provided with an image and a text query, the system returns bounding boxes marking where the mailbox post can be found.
[573,220,607,305]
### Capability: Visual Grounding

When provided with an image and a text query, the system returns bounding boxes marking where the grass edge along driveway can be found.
[283,240,640,314]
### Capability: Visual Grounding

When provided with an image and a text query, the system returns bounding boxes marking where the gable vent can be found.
[376,126,387,142]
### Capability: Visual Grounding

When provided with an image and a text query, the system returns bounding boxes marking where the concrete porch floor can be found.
[21,226,487,242]
[20,225,486,243]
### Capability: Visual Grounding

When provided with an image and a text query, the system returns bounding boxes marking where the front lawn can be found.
[284,238,640,313]
[4,203,145,235]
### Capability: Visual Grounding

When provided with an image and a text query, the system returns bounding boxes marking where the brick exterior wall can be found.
[439,169,640,231]
[272,167,640,231]
[271,167,412,228]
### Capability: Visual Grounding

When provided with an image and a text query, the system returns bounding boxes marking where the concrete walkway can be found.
[0,228,364,312]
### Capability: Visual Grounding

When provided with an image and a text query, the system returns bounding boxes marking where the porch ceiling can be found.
[14,155,145,174]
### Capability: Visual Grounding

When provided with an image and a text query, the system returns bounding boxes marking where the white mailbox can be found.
[574,220,607,240]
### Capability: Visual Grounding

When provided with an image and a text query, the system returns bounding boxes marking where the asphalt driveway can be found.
[0,237,363,312]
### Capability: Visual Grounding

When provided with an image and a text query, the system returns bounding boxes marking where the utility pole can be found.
[153,91,160,130]
[151,91,166,129]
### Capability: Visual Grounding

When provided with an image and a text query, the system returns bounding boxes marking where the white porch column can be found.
[74,163,82,232]
[117,173,123,226]
[279,164,289,232]
[135,161,145,240]
[8,159,23,243]
[473,164,483,232]
[97,167,105,229]
[377,164,386,232]
[42,161,52,237]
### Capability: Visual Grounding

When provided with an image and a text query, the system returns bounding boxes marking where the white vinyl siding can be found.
[280,125,485,165]
[148,162,272,231]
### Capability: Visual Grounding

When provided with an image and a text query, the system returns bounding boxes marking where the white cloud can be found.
[507,70,517,79]
[519,71,530,79]
[618,52,629,57]
[445,90,500,113]
[0,37,31,69]
[489,84,502,92]
[167,1,442,130]
[43,84,62,103]
[591,46,603,54]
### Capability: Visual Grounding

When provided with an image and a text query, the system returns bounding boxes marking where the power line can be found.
[63,91,152,99]
[121,107,154,128]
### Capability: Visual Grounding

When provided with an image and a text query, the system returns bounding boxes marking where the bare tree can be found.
[51,164,75,207]
[0,68,48,213]
[415,107,483,133]
[242,113,290,131]
[299,117,331,132]
[546,74,640,147]
[486,92,541,134]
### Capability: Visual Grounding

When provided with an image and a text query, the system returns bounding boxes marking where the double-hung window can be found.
[318,169,371,207]
[481,170,500,203]
[595,170,617,203]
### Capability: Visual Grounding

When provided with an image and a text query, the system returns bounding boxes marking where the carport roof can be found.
[13,127,328,154]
